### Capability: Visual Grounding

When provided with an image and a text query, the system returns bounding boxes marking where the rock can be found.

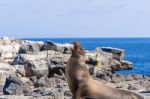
[12,54,44,65]
[120,60,133,69]
[0,63,15,72]
[125,75,133,81]
[111,75,126,83]
[48,66,65,77]
[24,60,50,77]
[50,88,64,99]
[50,56,64,67]
[86,48,113,68]
[0,63,16,85]
[127,85,137,90]
[101,47,125,60]
[14,65,26,77]
[18,43,43,54]
[0,71,10,85]
[12,50,67,65]
[0,44,20,63]
[86,57,98,66]
[3,75,29,95]
[29,76,38,84]
[64,91,72,97]
[0,85,3,95]
[41,41,73,54]
[90,67,112,82]
[132,74,144,80]
[29,87,52,97]
[34,76,51,88]
[41,41,58,51]
[0,96,35,99]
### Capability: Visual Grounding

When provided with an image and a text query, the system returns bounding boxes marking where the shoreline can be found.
[0,37,149,98]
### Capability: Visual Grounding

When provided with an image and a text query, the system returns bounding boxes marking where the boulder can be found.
[48,66,65,77]
[86,48,113,68]
[0,63,16,94]
[18,43,43,54]
[24,60,49,77]
[12,50,67,65]
[3,75,29,95]
[41,41,73,54]
[0,44,20,63]
[12,54,42,65]
[101,47,125,60]
[50,56,65,67]
[0,44,20,53]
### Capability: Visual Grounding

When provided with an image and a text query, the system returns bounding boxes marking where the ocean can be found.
[24,38,150,76]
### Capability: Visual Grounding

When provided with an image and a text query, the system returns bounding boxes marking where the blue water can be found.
[24,38,150,76]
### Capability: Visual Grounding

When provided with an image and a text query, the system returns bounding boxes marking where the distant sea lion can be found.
[66,42,143,99]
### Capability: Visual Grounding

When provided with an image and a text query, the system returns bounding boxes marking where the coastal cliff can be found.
[0,37,149,99]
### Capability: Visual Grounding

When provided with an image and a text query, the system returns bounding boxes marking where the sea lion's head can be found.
[71,41,85,58]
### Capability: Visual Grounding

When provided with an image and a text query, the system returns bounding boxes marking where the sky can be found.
[0,0,150,38]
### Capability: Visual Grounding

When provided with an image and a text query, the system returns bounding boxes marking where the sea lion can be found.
[66,41,88,98]
[66,42,143,99]
[74,69,143,99]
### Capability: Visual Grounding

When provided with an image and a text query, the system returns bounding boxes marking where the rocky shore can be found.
[0,37,149,99]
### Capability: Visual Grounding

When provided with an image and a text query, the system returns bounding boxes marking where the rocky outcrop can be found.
[86,47,132,73]
[0,37,149,98]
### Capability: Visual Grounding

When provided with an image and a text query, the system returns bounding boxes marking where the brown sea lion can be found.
[66,41,88,98]
[74,69,143,99]
[66,42,143,99]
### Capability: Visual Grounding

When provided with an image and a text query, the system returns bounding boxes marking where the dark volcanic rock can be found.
[3,75,29,95]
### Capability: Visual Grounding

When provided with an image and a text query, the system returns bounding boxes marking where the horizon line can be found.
[22,37,150,39]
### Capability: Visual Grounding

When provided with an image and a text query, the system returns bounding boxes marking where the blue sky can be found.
[0,0,150,38]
